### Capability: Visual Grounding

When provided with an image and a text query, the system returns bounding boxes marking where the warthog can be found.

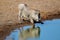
[18,4,43,24]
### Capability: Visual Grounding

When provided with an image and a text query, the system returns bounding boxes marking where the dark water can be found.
[5,19,60,40]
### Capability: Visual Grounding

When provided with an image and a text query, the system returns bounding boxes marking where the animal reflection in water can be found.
[19,25,40,40]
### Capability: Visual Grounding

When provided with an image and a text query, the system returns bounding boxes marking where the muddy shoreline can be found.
[0,13,60,40]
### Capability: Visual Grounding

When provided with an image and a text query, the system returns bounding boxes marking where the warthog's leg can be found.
[18,10,24,23]
[30,18,34,24]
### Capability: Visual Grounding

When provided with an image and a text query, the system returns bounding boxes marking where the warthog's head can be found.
[32,10,40,22]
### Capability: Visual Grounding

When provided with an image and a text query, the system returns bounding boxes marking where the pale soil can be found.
[0,0,60,40]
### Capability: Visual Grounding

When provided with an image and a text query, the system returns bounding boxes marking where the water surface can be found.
[5,19,60,40]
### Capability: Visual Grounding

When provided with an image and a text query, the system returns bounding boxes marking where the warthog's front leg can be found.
[30,18,34,24]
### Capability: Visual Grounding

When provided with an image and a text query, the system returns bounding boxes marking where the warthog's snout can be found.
[38,13,40,19]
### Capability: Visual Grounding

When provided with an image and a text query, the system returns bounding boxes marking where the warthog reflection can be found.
[19,25,40,40]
